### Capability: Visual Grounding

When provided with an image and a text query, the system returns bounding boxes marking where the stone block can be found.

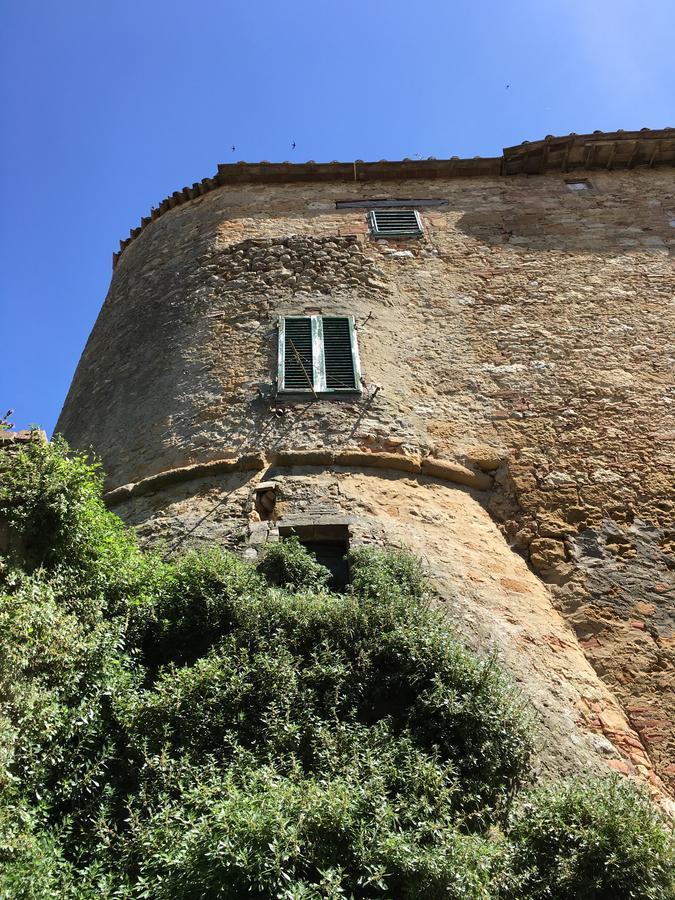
[104,483,134,505]
[254,480,279,493]
[529,537,567,571]
[465,446,504,472]
[271,449,335,467]
[248,523,269,546]
[421,458,492,491]
[335,450,421,473]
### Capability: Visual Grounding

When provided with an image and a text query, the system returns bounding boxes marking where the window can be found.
[278,522,351,590]
[369,208,423,237]
[278,315,361,394]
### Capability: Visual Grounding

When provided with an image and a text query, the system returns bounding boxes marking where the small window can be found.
[279,523,351,590]
[565,179,591,191]
[278,315,361,394]
[369,208,423,237]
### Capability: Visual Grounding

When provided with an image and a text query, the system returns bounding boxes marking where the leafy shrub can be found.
[126,756,501,900]
[503,777,675,899]
[257,535,332,590]
[0,812,73,900]
[134,547,267,672]
[1,438,672,899]
[123,543,532,817]
[348,545,428,604]
[0,435,156,621]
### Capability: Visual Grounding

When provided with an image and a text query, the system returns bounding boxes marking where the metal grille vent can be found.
[283,317,313,391]
[322,317,357,390]
[369,208,422,237]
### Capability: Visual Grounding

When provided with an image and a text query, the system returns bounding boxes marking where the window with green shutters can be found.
[277,315,361,394]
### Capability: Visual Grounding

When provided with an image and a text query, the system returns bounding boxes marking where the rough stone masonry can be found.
[56,129,675,797]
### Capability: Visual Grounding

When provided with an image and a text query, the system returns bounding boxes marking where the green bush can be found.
[124,543,532,817]
[134,548,268,672]
[257,535,332,590]
[124,746,501,900]
[348,545,428,603]
[0,435,157,622]
[504,777,675,899]
[1,438,672,899]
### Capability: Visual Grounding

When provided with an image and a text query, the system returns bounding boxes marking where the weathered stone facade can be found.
[56,130,675,796]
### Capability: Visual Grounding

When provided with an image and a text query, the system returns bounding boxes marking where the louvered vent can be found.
[369,208,422,237]
[322,317,357,390]
[283,317,314,391]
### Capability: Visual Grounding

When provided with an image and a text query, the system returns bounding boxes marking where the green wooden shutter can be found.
[279,317,314,392]
[278,315,361,394]
[321,316,359,391]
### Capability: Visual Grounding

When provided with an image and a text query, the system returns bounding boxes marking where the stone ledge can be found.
[103,449,492,505]
[421,457,493,491]
[270,449,335,468]
[105,454,266,504]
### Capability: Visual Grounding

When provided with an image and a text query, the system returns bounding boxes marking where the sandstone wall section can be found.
[57,164,675,790]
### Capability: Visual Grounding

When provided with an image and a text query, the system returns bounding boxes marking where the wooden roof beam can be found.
[627,141,641,168]
[539,139,551,173]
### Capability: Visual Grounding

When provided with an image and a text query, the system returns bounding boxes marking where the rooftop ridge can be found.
[113,128,675,268]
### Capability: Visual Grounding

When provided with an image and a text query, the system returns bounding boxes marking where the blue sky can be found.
[1,0,673,434]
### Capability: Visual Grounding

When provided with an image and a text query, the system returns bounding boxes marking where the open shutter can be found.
[279,317,314,392]
[321,316,359,391]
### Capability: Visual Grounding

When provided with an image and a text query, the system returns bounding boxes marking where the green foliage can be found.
[503,777,675,899]
[0,572,122,799]
[135,548,268,671]
[0,438,672,898]
[0,435,110,571]
[348,545,428,603]
[0,435,157,621]
[126,756,501,900]
[256,535,332,590]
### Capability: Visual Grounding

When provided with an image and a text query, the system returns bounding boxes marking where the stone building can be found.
[56,128,675,797]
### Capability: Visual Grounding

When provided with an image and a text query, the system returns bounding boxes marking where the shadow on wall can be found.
[453,189,673,255]
[216,202,670,257]
[130,179,674,264]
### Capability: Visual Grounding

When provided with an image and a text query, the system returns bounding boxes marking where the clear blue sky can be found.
[2,0,673,434]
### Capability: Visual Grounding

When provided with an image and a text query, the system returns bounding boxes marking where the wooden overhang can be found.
[502,128,675,175]
[113,127,674,267]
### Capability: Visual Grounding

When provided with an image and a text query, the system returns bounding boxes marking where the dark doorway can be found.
[278,523,350,591]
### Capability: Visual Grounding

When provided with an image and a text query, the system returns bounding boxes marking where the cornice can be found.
[113,127,675,268]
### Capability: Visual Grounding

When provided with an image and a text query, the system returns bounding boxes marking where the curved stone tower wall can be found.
[57,141,675,796]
